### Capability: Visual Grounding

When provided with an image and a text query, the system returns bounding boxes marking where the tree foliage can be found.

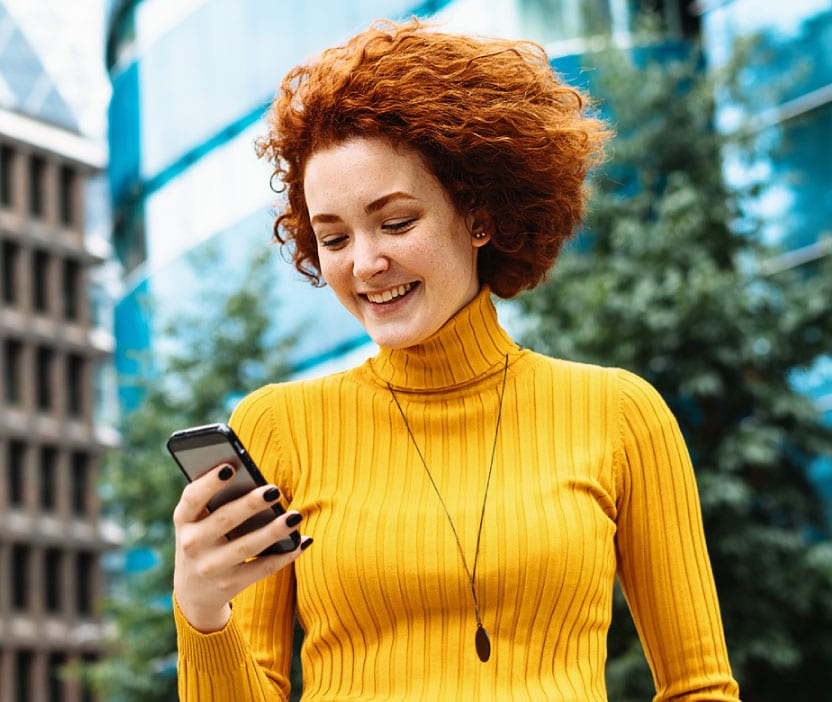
[517,38,832,700]
[86,246,298,701]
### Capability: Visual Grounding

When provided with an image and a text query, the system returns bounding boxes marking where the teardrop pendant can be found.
[390,355,509,669]
[475,623,491,662]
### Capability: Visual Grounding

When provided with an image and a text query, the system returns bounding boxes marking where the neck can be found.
[368,286,518,391]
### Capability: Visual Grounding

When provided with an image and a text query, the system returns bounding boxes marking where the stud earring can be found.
[474,231,487,240]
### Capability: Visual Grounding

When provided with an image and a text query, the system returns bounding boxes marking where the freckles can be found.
[318,258,343,287]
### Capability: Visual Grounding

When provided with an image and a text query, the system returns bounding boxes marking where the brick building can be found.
[0,104,112,702]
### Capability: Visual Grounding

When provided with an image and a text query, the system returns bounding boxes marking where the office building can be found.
[700,0,832,509]
[0,1,113,699]
[104,0,830,509]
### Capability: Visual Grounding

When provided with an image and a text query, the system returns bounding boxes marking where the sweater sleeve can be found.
[613,370,740,701]
[174,592,290,701]
[175,384,297,701]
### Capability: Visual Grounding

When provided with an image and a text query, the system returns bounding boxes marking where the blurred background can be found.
[0,0,830,700]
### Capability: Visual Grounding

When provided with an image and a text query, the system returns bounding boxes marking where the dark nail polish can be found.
[263,487,280,502]
[300,537,314,551]
[286,512,303,528]
[218,465,233,481]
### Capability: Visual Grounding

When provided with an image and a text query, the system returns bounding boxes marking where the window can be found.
[48,652,67,702]
[40,446,58,510]
[67,353,85,417]
[15,650,34,702]
[62,259,82,320]
[36,346,54,411]
[2,239,20,304]
[4,338,24,404]
[520,0,612,44]
[45,548,63,613]
[637,0,700,38]
[33,250,50,313]
[12,544,30,610]
[1,143,14,207]
[80,654,98,702]
[29,154,46,217]
[76,551,95,615]
[59,164,76,226]
[8,440,26,506]
[71,452,89,515]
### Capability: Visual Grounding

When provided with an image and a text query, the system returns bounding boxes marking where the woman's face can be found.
[304,136,488,349]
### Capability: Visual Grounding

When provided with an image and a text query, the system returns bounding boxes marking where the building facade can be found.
[105,0,436,402]
[699,0,832,512]
[105,0,712,395]
[0,2,113,699]
[104,0,831,504]
[100,0,830,697]
[0,111,112,702]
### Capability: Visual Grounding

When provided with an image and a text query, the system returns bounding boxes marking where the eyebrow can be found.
[309,191,418,226]
[364,191,417,214]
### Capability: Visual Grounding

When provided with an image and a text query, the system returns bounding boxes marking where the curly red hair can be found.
[256,18,609,298]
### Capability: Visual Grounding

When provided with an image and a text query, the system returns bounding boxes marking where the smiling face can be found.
[303,136,489,349]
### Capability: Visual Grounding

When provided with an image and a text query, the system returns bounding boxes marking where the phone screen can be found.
[167,423,300,554]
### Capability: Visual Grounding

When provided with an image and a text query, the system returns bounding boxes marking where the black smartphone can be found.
[166,422,300,555]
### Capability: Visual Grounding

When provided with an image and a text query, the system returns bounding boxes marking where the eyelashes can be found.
[318,218,418,249]
[319,236,348,249]
[382,218,416,233]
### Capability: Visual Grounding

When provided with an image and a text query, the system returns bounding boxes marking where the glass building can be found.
[699,0,832,512]
[105,0,707,399]
[105,0,830,484]
[105,0,438,405]
[101,1,830,697]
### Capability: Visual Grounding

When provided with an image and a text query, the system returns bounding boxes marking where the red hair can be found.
[256,18,609,298]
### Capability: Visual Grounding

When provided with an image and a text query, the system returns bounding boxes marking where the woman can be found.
[172,18,741,701]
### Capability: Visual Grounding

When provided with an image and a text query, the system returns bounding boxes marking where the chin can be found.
[368,327,429,350]
[370,335,415,350]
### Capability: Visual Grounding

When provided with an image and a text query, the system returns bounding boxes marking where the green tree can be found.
[86,246,299,701]
[517,40,832,700]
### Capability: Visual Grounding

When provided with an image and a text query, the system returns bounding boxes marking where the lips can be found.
[364,282,417,304]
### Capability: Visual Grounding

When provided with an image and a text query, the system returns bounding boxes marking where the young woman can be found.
[172,18,741,701]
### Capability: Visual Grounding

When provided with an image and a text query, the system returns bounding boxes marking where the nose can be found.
[352,234,389,282]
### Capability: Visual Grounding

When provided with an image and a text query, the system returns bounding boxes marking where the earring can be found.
[474,231,487,240]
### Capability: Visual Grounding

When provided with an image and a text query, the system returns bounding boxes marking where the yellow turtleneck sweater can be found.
[174,287,740,701]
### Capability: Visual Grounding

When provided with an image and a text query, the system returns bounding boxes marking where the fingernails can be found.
[218,465,233,481]
[285,512,303,528]
[300,537,314,551]
[263,487,280,502]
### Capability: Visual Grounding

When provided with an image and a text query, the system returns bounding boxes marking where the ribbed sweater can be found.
[175,287,740,701]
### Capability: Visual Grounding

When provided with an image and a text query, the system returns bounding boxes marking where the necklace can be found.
[387,353,509,663]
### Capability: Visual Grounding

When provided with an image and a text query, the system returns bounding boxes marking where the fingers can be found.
[172,461,315,632]
[218,508,304,562]
[177,483,287,558]
[174,463,309,565]
[173,462,235,525]
[179,513,312,608]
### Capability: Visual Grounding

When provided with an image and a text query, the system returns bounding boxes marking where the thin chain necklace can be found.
[387,354,509,663]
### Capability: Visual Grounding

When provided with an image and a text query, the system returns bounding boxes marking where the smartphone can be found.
[166,422,300,555]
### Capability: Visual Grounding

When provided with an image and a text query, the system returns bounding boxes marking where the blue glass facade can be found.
[106,0,453,402]
[701,0,832,516]
[105,0,700,394]
[0,3,78,131]
[100,5,831,696]
[107,1,830,498]
[702,1,832,251]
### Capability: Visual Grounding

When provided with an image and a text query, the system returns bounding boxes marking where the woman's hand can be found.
[172,463,311,633]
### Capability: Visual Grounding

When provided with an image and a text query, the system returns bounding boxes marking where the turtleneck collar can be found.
[365,286,519,391]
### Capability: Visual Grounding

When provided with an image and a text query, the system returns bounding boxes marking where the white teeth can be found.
[367,283,414,304]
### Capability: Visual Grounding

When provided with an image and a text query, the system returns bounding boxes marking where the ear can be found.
[465,210,493,247]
